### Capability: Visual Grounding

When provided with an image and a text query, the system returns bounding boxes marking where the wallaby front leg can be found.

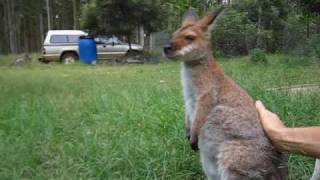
[190,108,205,151]
[190,92,214,151]
[185,114,191,141]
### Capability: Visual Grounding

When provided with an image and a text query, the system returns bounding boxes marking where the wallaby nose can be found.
[163,43,174,55]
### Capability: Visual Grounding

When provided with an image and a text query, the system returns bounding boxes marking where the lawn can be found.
[0,55,319,179]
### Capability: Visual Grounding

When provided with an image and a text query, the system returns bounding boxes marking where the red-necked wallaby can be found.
[164,7,288,179]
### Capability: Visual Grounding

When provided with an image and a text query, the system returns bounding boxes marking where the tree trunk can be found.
[38,0,44,48]
[6,0,16,53]
[306,17,310,39]
[24,17,29,53]
[46,0,51,30]
[127,35,132,50]
[72,0,80,29]
[256,2,264,49]
[15,0,21,53]
[0,1,8,54]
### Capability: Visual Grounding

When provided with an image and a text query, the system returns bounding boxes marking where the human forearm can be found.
[272,127,320,158]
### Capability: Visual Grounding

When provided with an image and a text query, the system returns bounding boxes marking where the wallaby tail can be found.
[311,159,320,180]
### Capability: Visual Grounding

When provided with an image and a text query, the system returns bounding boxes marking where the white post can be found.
[139,25,145,47]
[149,33,153,50]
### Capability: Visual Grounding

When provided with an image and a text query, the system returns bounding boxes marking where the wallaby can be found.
[164,7,288,179]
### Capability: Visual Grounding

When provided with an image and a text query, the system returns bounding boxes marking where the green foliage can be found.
[159,0,217,33]
[213,49,225,58]
[81,0,164,40]
[212,8,256,56]
[1,0,319,55]
[250,48,268,63]
[236,0,288,52]
[282,15,306,54]
[308,34,320,61]
[80,1,99,34]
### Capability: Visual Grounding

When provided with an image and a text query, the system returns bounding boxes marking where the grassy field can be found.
[0,54,319,179]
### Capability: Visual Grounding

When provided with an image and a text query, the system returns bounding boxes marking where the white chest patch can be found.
[181,64,197,126]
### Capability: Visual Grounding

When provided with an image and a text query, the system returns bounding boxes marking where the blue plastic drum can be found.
[79,36,97,64]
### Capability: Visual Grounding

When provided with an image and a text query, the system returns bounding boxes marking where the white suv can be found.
[39,30,144,64]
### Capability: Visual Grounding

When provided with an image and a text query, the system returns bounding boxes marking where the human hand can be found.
[255,101,286,142]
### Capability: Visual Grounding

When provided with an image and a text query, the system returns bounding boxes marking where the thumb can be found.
[255,100,266,112]
[255,100,269,119]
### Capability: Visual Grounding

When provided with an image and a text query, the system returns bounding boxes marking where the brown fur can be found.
[164,8,288,179]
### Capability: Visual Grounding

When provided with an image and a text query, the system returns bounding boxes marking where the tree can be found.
[73,0,80,29]
[0,0,82,54]
[80,0,99,33]
[82,0,163,48]
[235,0,288,52]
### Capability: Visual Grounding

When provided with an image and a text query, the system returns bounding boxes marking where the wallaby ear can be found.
[182,10,199,27]
[197,6,225,32]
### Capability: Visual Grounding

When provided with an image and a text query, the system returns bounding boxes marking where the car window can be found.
[68,35,81,43]
[94,38,105,44]
[50,35,68,43]
[94,36,127,45]
[112,37,122,44]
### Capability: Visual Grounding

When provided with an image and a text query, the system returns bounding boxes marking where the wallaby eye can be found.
[185,35,195,41]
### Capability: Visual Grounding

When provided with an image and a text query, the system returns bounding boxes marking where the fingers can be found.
[255,100,269,118]
[255,100,265,111]
[255,100,284,127]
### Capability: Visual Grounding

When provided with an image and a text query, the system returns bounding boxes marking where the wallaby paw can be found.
[190,136,199,151]
[191,141,199,151]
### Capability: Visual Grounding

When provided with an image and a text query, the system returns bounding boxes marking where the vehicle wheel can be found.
[61,53,78,64]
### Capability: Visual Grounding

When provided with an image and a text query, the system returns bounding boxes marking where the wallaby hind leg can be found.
[311,159,320,180]
[200,150,220,180]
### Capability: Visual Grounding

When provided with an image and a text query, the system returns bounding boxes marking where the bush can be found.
[213,49,225,58]
[250,48,268,63]
[308,34,320,62]
[212,8,257,56]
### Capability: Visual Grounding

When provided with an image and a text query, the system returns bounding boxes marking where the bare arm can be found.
[256,101,320,158]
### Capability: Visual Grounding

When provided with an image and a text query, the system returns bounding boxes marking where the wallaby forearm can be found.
[275,127,320,158]
[190,90,216,148]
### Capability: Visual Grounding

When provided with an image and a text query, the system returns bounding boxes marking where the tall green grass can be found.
[0,54,319,179]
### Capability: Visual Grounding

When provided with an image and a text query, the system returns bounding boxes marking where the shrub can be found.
[308,34,320,62]
[250,48,268,63]
[213,49,225,58]
[212,8,257,56]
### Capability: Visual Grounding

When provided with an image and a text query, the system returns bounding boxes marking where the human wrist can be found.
[268,127,289,151]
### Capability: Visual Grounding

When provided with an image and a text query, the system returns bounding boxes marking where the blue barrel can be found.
[79,36,97,64]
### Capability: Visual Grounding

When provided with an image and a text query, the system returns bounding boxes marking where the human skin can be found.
[256,100,320,158]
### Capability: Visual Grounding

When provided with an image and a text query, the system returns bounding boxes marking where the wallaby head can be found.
[164,7,224,61]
